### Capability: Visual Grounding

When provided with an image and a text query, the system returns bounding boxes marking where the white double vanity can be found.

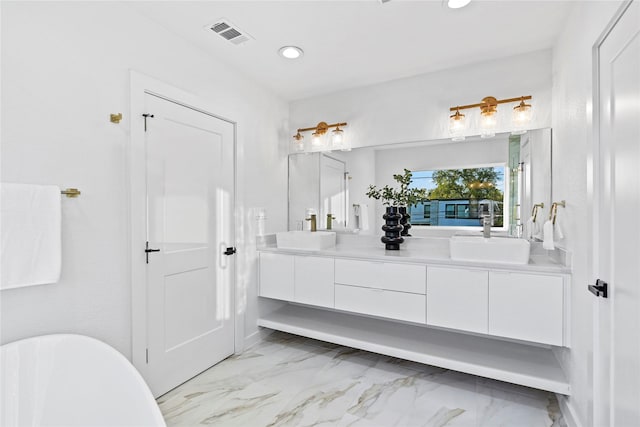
[257,234,571,395]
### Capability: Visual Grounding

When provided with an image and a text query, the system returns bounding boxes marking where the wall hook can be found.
[61,188,81,198]
[110,113,123,124]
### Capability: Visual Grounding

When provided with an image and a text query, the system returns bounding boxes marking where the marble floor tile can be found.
[158,331,566,427]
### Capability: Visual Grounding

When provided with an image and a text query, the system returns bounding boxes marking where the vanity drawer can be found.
[335,284,426,324]
[334,259,426,294]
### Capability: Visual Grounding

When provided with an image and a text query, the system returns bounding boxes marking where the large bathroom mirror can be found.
[288,128,551,237]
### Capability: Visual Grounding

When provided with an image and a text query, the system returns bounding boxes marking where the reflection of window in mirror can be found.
[408,166,506,228]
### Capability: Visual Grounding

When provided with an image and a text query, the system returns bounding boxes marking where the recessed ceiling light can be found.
[448,0,471,9]
[279,46,304,60]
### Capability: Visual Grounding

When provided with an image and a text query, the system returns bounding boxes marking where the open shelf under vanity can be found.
[258,304,570,395]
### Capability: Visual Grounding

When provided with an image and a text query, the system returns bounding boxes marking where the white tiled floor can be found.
[157,331,566,426]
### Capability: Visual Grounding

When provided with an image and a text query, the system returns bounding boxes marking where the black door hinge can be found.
[224,247,237,256]
[142,113,154,131]
[145,241,160,264]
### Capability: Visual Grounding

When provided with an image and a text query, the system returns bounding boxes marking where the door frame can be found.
[320,153,348,228]
[590,1,635,425]
[129,71,238,376]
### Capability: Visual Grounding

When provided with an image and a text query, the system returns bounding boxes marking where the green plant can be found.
[366,184,400,206]
[393,168,427,207]
[366,169,427,207]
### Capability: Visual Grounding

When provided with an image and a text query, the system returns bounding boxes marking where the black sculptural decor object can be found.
[366,169,427,250]
[399,206,411,237]
[381,206,404,250]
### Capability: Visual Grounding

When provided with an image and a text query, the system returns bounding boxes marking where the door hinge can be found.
[142,113,154,132]
[145,241,160,264]
[224,247,237,256]
[588,279,608,298]
[146,348,149,364]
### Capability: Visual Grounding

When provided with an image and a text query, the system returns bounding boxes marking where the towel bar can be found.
[531,203,544,222]
[61,188,81,198]
[549,200,565,224]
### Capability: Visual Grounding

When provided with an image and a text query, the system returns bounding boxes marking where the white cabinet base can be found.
[258,304,570,396]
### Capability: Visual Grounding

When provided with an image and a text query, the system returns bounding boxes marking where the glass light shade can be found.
[311,132,323,147]
[292,133,304,151]
[480,111,497,138]
[331,128,344,149]
[513,103,533,125]
[449,110,466,141]
[511,101,532,135]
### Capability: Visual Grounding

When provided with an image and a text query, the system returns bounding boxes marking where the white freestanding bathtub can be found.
[1,334,166,426]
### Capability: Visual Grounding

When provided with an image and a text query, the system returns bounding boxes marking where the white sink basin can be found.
[276,231,336,250]
[449,235,530,265]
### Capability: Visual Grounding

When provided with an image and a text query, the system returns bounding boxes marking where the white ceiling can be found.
[133,1,575,101]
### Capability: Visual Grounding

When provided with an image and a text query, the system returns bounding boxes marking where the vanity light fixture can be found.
[331,125,345,149]
[449,108,466,141]
[479,96,498,138]
[293,121,348,152]
[293,131,305,151]
[279,46,304,59]
[448,95,533,141]
[512,97,534,135]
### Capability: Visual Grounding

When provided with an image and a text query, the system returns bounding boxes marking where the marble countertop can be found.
[257,234,571,274]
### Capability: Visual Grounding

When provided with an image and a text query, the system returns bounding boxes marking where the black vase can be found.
[399,206,412,237]
[381,206,404,250]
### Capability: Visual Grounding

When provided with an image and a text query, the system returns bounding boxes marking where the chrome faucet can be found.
[305,214,317,232]
[482,214,491,238]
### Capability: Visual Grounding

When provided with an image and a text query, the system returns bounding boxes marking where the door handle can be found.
[145,241,160,264]
[588,279,608,298]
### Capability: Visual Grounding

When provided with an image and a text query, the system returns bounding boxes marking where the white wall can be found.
[550,2,623,426]
[0,2,289,356]
[290,50,552,149]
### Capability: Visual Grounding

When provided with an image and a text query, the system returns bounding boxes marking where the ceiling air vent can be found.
[208,19,253,46]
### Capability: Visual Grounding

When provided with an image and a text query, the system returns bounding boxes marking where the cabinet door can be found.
[489,271,563,346]
[427,266,488,334]
[259,252,294,301]
[294,256,334,308]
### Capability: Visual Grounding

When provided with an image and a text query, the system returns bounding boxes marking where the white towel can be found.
[525,216,535,240]
[542,220,555,250]
[554,217,565,240]
[358,203,370,231]
[526,216,544,241]
[1,183,61,290]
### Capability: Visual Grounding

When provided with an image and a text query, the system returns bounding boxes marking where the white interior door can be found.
[594,2,640,425]
[320,155,346,229]
[144,93,235,397]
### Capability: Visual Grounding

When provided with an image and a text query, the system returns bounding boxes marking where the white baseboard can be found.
[243,327,273,350]
[557,394,583,427]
